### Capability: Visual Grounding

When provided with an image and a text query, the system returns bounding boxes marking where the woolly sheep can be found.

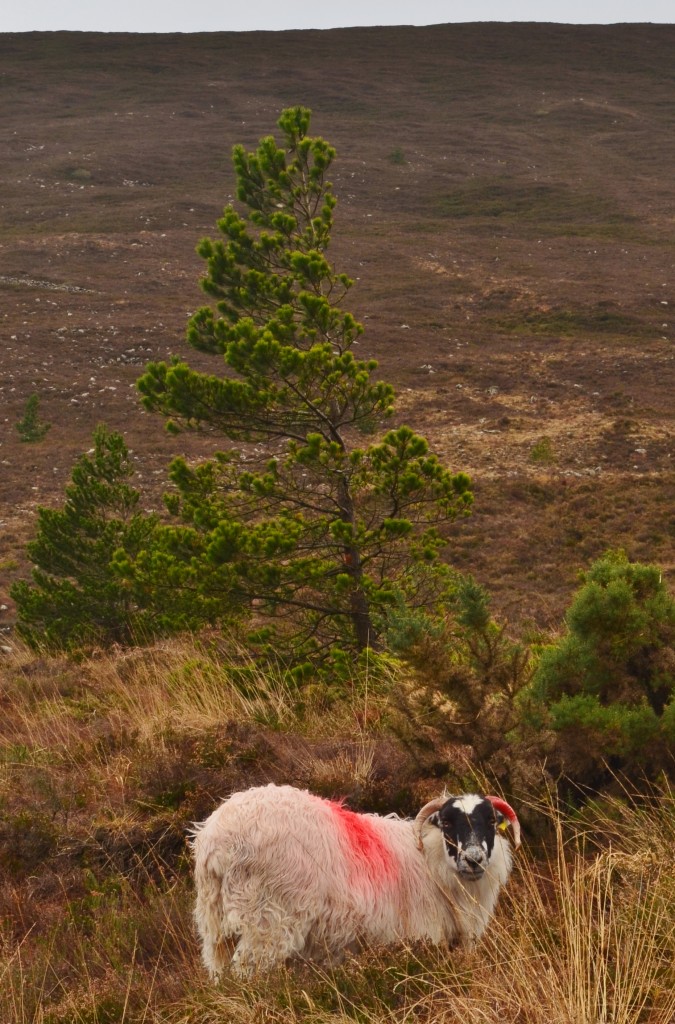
[192,783,521,977]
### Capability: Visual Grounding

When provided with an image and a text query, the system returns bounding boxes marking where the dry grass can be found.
[457,813,675,1024]
[74,636,395,741]
[2,639,675,1022]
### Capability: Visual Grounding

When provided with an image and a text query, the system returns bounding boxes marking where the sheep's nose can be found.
[464,845,487,869]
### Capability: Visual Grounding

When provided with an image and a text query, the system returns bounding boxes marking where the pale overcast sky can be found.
[1,0,673,33]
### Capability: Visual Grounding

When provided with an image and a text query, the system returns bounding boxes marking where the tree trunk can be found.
[344,546,376,650]
[335,469,377,651]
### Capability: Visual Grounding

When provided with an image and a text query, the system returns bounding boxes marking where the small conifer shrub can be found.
[16,393,50,442]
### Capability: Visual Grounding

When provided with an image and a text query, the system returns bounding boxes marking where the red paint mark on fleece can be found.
[329,802,398,887]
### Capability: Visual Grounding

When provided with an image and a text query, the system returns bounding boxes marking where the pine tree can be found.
[527,549,675,783]
[11,425,159,650]
[135,107,472,665]
[16,393,50,442]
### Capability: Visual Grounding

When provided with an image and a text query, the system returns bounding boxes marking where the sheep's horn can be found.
[485,795,521,850]
[413,797,448,851]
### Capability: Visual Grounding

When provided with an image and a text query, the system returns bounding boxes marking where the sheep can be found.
[191,783,520,977]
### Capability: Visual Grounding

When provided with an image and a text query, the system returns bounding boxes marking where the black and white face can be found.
[432,795,499,880]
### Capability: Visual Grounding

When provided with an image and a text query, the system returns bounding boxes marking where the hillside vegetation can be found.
[1,23,674,627]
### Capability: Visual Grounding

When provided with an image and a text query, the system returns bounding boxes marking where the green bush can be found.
[526,549,675,786]
[16,392,50,442]
[385,576,534,788]
[11,424,159,651]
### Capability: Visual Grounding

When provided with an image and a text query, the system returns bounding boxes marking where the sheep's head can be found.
[414,793,521,880]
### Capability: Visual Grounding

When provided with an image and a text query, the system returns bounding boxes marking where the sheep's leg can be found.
[194,874,237,981]
[230,916,312,976]
[195,855,319,976]
[231,936,262,976]
[301,933,358,967]
[201,933,235,982]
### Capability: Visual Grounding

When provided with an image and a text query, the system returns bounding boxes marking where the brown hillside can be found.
[1,24,673,632]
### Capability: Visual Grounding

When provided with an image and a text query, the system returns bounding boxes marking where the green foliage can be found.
[498,306,646,337]
[388,147,406,164]
[11,424,160,651]
[385,576,534,786]
[530,435,555,464]
[0,808,57,876]
[526,549,675,784]
[16,392,50,442]
[436,178,637,239]
[135,107,472,665]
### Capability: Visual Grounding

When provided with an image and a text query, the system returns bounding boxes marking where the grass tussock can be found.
[435,178,639,239]
[1,639,675,1021]
[495,305,648,337]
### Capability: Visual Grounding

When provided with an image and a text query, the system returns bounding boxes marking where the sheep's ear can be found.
[428,812,441,828]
